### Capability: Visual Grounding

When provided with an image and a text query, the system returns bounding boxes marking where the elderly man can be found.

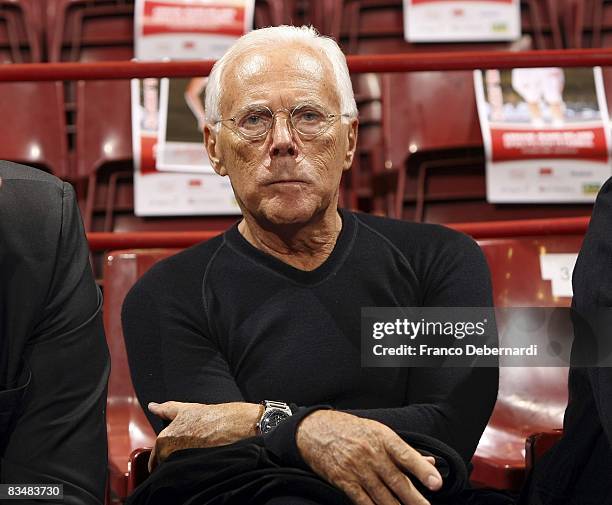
[123,26,497,505]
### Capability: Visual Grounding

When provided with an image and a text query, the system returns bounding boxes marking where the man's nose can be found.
[269,115,297,158]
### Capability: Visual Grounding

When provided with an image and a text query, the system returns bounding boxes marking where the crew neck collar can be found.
[224,208,357,286]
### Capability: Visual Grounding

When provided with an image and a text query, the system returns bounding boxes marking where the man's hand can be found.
[296,410,442,505]
[147,401,264,472]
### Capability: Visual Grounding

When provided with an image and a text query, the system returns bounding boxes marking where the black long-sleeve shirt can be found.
[122,209,497,467]
[0,161,110,504]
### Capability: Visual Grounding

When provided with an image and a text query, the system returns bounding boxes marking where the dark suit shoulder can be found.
[0,161,64,189]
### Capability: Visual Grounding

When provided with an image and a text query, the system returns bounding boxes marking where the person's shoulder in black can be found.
[0,160,110,505]
[353,211,493,307]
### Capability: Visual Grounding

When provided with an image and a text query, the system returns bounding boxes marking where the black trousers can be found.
[126,437,351,505]
[126,435,516,505]
[264,498,326,505]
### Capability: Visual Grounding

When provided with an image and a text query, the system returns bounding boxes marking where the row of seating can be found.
[1,0,607,233]
[99,224,581,501]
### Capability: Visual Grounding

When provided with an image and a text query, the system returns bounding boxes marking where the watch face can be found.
[260,409,290,434]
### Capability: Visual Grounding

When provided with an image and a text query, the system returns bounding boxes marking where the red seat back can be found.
[0,81,69,177]
[471,233,583,489]
[103,248,181,497]
[0,1,69,177]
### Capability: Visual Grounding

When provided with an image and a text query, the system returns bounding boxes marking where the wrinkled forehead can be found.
[219,44,341,116]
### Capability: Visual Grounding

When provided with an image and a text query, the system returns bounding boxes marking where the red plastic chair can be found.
[524,429,563,473]
[126,448,153,495]
[45,0,134,62]
[103,248,182,501]
[375,71,484,219]
[0,0,42,62]
[0,81,69,177]
[0,1,69,176]
[75,79,133,230]
[470,233,584,490]
[253,0,299,27]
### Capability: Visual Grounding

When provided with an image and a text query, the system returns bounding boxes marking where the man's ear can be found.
[342,117,359,171]
[204,123,227,176]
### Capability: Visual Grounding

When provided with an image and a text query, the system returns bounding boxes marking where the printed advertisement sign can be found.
[474,67,612,203]
[404,0,521,43]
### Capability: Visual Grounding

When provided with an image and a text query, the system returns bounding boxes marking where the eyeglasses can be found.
[213,103,351,140]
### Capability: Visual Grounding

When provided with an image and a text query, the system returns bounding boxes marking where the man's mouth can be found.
[267,179,308,185]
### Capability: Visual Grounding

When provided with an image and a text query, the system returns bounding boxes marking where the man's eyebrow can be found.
[231,99,330,113]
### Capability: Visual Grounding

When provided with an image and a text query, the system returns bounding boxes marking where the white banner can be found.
[404,0,521,42]
[474,67,612,203]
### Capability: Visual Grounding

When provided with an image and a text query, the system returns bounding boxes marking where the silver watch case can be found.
[256,400,292,435]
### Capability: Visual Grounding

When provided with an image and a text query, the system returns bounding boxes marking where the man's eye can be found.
[299,111,320,121]
[245,114,263,125]
[295,109,325,123]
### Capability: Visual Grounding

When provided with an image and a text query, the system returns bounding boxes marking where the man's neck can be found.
[237,208,343,271]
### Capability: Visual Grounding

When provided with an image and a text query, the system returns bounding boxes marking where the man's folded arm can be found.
[342,232,497,463]
[122,277,246,434]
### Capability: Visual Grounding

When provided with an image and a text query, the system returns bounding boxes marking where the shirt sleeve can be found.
[122,256,245,434]
[1,183,110,505]
[344,231,498,464]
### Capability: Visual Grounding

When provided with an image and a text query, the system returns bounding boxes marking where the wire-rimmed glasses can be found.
[213,102,351,140]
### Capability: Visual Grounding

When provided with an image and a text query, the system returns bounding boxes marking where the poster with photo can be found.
[157,77,211,174]
[403,0,521,43]
[131,0,252,216]
[131,78,240,216]
[474,67,612,203]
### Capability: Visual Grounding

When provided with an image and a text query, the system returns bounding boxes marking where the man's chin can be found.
[257,200,322,227]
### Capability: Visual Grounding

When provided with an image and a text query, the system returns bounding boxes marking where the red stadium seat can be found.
[46,0,134,63]
[342,73,383,211]
[126,447,152,495]
[0,0,42,62]
[0,1,69,177]
[470,233,584,490]
[254,0,300,27]
[374,71,484,219]
[75,79,132,230]
[524,429,564,473]
[0,81,69,177]
[46,0,135,230]
[103,248,181,501]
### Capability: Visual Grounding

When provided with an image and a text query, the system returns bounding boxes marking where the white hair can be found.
[204,25,358,125]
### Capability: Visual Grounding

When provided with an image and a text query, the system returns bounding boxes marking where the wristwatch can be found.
[256,400,292,435]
